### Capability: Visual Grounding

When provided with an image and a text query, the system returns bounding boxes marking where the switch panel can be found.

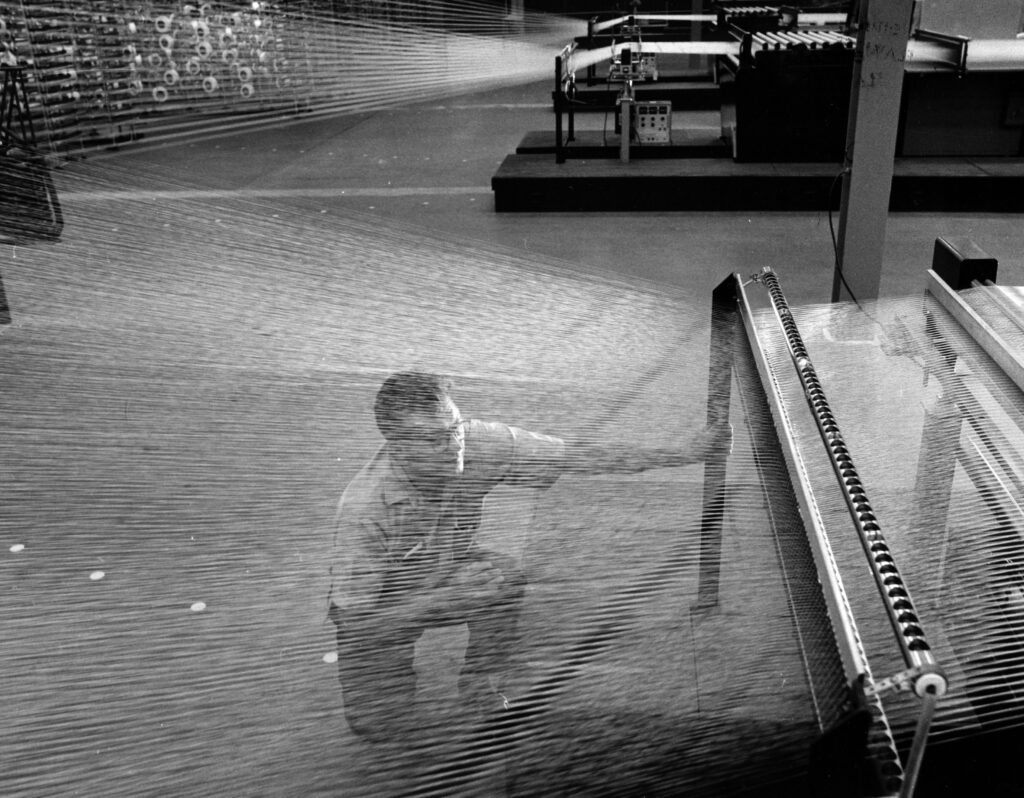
[634,101,671,145]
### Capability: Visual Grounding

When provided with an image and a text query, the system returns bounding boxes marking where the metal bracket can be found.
[866,662,948,698]
[866,667,922,695]
[914,29,970,78]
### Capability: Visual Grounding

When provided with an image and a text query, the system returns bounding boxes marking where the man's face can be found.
[389,397,466,485]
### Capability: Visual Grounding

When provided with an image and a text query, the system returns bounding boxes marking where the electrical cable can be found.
[827,166,859,307]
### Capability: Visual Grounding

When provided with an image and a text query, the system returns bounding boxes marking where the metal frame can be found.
[709,267,953,796]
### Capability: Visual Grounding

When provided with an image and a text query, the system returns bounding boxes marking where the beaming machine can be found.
[700,240,1024,795]
[550,4,1024,164]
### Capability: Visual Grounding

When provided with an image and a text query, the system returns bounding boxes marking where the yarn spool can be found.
[152,85,168,102]
[159,33,174,53]
[221,47,238,65]
[185,57,201,76]
[202,75,218,93]
[163,68,179,85]
[154,15,173,34]
[240,82,254,98]
[236,65,253,82]
[147,52,163,67]
[196,40,213,59]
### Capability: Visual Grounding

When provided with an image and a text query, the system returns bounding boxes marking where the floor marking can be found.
[59,186,493,202]
[426,102,551,110]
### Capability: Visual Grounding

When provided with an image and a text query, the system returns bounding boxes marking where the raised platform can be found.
[491,152,1024,213]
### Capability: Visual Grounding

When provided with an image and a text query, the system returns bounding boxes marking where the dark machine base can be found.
[492,153,1024,213]
[517,130,731,159]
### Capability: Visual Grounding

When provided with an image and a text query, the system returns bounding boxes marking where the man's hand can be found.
[690,417,734,462]
[433,560,506,617]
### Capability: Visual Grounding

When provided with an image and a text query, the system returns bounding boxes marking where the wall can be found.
[917,0,1024,38]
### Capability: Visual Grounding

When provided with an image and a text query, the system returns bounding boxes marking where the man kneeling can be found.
[327,371,725,744]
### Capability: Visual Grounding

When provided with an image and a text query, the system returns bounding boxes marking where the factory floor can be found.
[4,77,1024,797]
[64,78,1024,302]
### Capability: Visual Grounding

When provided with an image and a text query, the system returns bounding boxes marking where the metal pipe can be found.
[899,687,940,798]
[619,89,632,163]
[554,54,565,164]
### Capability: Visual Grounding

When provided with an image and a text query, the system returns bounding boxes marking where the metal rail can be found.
[735,272,904,795]
[757,267,947,697]
[927,269,1024,395]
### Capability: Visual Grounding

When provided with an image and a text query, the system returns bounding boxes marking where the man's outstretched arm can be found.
[559,418,732,476]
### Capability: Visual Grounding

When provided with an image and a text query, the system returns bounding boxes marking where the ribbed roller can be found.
[758,267,947,697]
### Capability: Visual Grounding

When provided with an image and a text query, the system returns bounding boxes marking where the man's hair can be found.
[373,371,453,440]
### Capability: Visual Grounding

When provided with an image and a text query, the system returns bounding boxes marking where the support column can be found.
[832,0,916,303]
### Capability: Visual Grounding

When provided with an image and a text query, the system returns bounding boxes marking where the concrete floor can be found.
[69,79,1024,303]
[3,76,1024,796]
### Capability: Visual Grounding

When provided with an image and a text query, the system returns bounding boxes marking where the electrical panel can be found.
[634,101,671,145]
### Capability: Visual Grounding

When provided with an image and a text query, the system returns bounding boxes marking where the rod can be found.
[693,276,737,610]
[899,688,941,798]
[758,267,947,697]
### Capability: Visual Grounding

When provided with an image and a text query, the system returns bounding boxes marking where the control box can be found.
[609,49,658,82]
[634,101,672,145]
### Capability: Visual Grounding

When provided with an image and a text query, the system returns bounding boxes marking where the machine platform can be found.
[491,153,1024,213]
[516,129,730,159]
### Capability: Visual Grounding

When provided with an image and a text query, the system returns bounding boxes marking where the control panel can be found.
[634,101,671,144]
